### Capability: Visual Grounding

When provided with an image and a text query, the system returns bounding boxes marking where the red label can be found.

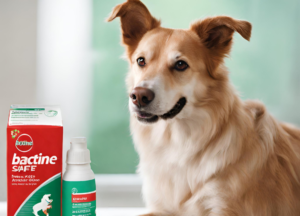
[7,124,63,216]
[72,191,96,203]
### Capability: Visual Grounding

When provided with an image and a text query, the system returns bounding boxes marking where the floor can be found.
[0,202,148,216]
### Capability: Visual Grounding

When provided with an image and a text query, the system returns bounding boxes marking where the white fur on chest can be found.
[131,113,242,214]
[132,119,195,211]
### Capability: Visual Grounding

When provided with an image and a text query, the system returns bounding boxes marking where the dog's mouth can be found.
[136,97,187,123]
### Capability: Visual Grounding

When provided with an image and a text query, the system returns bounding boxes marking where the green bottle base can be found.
[62,179,96,216]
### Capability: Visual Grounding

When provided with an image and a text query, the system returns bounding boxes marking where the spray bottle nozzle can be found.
[67,137,91,164]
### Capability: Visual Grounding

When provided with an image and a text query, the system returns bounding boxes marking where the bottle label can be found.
[63,179,96,216]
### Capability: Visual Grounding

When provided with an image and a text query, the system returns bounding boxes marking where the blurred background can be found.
[0,0,299,209]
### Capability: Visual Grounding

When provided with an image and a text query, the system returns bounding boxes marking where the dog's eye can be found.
[175,60,188,71]
[137,57,146,67]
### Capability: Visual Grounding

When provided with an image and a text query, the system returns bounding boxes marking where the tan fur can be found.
[108,1,300,215]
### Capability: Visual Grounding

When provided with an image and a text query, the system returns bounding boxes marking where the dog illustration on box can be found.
[33,194,52,216]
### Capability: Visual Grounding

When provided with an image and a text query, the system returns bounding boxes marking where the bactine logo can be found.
[16,141,33,146]
[15,134,33,152]
[12,153,58,172]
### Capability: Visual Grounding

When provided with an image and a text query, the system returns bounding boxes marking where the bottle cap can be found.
[66,137,91,164]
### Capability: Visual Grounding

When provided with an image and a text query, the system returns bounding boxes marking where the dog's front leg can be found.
[43,210,49,216]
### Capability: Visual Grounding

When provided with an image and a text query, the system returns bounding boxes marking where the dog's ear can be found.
[190,16,252,78]
[107,0,160,58]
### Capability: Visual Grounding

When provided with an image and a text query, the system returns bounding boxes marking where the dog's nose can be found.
[130,87,155,108]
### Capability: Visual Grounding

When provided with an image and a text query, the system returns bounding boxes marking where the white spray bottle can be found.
[62,137,96,216]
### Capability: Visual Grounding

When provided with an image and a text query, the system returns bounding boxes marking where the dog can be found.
[33,194,52,216]
[108,0,300,215]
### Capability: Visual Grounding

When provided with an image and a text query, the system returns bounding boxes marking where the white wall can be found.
[0,0,92,201]
[36,0,93,172]
[0,0,38,201]
[37,0,92,172]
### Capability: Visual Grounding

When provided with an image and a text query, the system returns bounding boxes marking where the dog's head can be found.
[108,0,251,124]
[42,194,52,203]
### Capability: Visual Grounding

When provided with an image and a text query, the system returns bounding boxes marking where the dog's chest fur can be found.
[129,99,300,216]
[130,111,244,214]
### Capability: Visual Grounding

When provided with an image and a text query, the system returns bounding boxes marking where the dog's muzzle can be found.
[135,97,187,123]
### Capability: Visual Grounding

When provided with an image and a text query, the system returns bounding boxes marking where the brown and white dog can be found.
[107,0,300,215]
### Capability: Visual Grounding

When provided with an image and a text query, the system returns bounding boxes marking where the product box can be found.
[7,105,63,216]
